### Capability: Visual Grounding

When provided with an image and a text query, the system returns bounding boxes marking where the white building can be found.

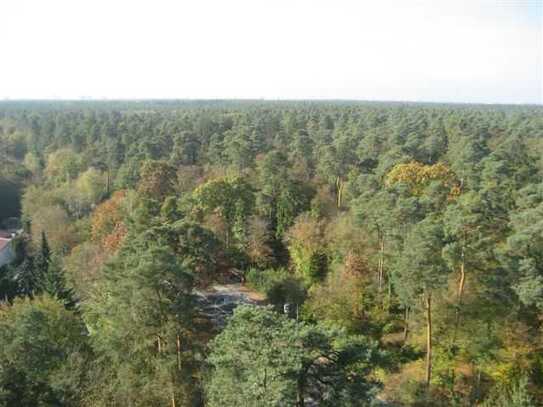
[0,233,15,268]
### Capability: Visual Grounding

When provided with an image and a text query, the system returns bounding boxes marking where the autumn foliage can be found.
[90,190,128,253]
[386,161,460,197]
[137,160,177,200]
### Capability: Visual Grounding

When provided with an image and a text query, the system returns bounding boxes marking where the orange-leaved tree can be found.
[90,190,128,253]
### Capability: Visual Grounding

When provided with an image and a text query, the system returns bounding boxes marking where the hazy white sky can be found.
[1,0,542,103]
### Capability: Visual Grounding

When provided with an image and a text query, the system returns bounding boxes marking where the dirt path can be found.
[194,283,266,328]
[209,283,266,302]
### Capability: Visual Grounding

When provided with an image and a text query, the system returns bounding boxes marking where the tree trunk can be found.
[336,176,344,209]
[403,307,409,343]
[296,365,310,407]
[457,259,466,301]
[263,367,267,394]
[378,237,385,293]
[377,256,382,292]
[176,334,182,371]
[297,379,305,407]
[457,242,466,302]
[453,248,466,343]
[386,278,392,311]
[425,292,432,388]
[106,167,111,196]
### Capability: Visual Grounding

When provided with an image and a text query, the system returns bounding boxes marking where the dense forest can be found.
[0,100,542,406]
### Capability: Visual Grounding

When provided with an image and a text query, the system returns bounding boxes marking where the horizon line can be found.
[0,97,541,107]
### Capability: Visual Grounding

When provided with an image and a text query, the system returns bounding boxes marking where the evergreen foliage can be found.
[0,100,542,405]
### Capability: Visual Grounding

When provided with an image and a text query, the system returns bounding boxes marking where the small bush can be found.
[246,267,306,311]
[480,376,536,407]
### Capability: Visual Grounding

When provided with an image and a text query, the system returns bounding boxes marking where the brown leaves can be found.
[137,160,177,200]
[90,190,127,253]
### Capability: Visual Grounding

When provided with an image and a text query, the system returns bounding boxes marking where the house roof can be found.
[0,238,11,251]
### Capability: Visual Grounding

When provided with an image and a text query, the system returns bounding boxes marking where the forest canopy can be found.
[0,100,542,406]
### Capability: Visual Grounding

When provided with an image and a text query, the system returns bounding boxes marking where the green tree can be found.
[85,241,199,406]
[316,130,357,208]
[170,131,200,166]
[275,181,314,239]
[0,296,91,406]
[223,126,254,171]
[140,221,224,282]
[255,151,314,242]
[205,305,300,406]
[44,148,83,185]
[286,214,328,287]
[393,216,449,387]
[34,231,51,277]
[74,167,107,209]
[206,305,382,407]
[481,376,536,407]
[506,183,543,310]
[355,188,397,296]
[442,191,499,339]
[38,256,76,309]
[192,176,254,248]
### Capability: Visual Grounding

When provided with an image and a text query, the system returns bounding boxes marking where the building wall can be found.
[0,241,14,268]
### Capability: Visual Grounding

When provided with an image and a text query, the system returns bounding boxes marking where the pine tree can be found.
[85,240,198,405]
[39,256,76,309]
[34,231,51,279]
[13,259,36,298]
[393,216,449,388]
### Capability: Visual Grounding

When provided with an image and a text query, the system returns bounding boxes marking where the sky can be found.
[1,0,542,104]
